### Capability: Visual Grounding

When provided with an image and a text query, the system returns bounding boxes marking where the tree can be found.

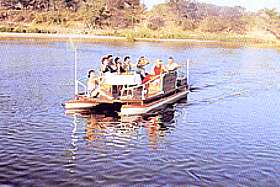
[262,8,280,39]
[263,8,280,19]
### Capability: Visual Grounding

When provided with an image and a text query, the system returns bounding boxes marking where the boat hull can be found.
[64,99,122,115]
[120,90,188,116]
[64,100,99,110]
[64,89,189,116]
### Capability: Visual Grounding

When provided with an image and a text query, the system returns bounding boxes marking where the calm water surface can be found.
[0,40,280,186]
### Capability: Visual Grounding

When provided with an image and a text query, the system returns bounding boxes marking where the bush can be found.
[181,19,197,31]
[199,17,227,32]
[147,16,165,30]
[126,32,136,42]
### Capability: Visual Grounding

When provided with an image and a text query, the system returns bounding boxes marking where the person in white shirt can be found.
[166,57,181,71]
[87,70,113,100]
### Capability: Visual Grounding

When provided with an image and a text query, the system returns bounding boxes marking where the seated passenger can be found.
[87,70,99,94]
[115,57,126,74]
[87,70,113,100]
[166,57,181,71]
[123,56,134,73]
[153,59,167,76]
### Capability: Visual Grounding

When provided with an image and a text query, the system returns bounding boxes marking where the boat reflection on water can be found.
[66,95,187,152]
[69,102,185,150]
[85,106,176,147]
[64,98,187,172]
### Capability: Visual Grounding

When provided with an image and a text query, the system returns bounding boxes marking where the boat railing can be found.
[76,78,89,96]
[172,59,190,89]
[120,74,164,100]
[183,59,190,86]
[75,59,190,99]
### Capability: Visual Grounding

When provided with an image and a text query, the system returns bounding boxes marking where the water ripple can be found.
[0,42,280,186]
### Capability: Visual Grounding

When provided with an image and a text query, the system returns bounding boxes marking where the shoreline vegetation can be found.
[0,0,279,47]
[1,31,279,49]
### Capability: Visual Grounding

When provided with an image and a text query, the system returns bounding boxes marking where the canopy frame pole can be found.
[74,48,78,96]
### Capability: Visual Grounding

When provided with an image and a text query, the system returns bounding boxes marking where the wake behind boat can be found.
[64,53,190,116]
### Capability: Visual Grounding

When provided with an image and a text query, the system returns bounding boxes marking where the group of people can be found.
[99,54,181,77]
[87,54,181,98]
[152,57,181,74]
[100,55,133,75]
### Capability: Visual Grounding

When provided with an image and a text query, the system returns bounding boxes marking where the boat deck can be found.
[64,69,190,115]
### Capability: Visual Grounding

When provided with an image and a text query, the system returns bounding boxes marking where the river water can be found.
[0,40,280,186]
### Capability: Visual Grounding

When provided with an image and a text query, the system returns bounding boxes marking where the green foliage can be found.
[125,31,136,42]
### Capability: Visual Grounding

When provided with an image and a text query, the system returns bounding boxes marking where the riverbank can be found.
[0,32,279,48]
[0,1,279,48]
[0,32,217,43]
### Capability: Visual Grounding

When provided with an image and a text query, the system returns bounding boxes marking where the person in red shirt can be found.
[143,59,167,84]
[153,59,167,75]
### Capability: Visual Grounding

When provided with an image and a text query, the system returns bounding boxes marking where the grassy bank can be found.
[100,28,279,44]
[1,31,280,50]
[0,24,279,48]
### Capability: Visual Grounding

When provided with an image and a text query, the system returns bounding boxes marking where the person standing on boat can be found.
[153,59,167,76]
[166,57,181,72]
[100,56,109,74]
[107,54,118,73]
[142,59,166,84]
[107,54,113,65]
[100,55,118,74]
[123,56,134,73]
[136,56,149,80]
[115,57,126,74]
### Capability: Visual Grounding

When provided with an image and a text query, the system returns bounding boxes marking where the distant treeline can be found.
[0,0,142,28]
[0,0,279,41]
[149,1,280,38]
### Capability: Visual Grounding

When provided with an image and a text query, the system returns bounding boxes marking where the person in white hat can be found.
[153,59,167,76]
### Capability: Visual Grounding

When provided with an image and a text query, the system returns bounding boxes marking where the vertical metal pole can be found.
[74,48,78,96]
[186,59,190,87]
